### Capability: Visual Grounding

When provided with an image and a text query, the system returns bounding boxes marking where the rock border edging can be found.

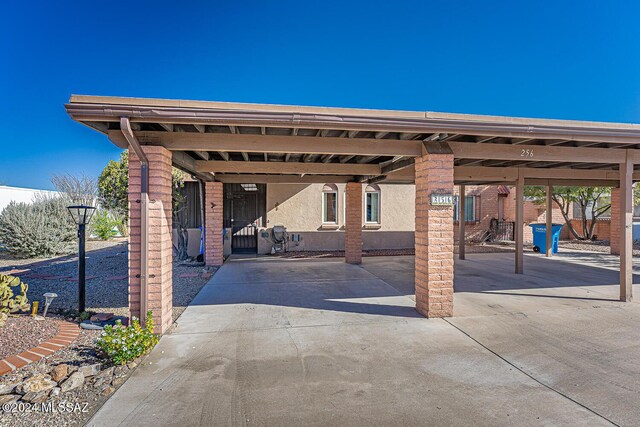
[0,321,79,376]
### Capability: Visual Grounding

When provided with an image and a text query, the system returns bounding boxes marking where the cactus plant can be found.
[0,274,30,326]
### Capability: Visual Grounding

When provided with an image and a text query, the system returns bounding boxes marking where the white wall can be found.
[0,185,59,213]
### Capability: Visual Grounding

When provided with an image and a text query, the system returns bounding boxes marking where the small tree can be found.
[172,169,189,261]
[524,186,610,240]
[52,174,98,207]
[524,185,640,241]
[98,151,129,236]
[97,151,190,247]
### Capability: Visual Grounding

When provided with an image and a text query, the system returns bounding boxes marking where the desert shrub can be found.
[96,311,159,365]
[92,210,119,240]
[0,196,76,258]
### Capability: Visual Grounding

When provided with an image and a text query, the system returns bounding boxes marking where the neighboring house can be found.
[0,185,58,213]
[176,181,568,256]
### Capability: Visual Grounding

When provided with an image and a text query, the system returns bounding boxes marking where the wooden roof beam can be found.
[449,141,640,164]
[511,138,535,145]
[215,174,358,184]
[381,157,415,174]
[107,131,422,157]
[193,151,209,161]
[340,155,356,163]
[195,160,381,175]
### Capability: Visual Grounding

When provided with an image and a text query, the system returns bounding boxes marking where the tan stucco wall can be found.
[266,183,415,230]
[260,183,415,253]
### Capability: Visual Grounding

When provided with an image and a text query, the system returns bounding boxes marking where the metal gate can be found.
[230,224,258,253]
[490,219,515,241]
[223,184,266,254]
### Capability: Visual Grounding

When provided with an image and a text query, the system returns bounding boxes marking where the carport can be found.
[66,95,640,333]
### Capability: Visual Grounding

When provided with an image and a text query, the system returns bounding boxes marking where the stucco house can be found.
[65,95,639,334]
[175,180,569,256]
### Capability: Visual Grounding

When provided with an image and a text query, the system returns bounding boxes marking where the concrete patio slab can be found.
[89,253,640,426]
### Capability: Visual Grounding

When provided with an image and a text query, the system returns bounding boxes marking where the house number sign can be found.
[521,149,534,158]
[430,193,454,206]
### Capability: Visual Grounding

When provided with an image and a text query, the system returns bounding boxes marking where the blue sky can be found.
[3,0,640,190]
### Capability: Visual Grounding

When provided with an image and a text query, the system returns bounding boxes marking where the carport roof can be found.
[65,95,640,186]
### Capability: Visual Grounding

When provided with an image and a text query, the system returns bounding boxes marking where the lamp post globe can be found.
[67,205,96,314]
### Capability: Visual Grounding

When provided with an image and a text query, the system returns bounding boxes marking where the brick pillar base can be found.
[205,182,224,266]
[345,182,363,264]
[610,188,620,255]
[415,149,454,317]
[128,146,173,334]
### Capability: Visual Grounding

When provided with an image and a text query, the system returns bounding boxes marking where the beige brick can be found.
[415,152,454,318]
[205,182,224,266]
[345,182,362,264]
[128,145,173,333]
[610,188,620,255]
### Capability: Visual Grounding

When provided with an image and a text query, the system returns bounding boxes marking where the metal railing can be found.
[490,219,515,241]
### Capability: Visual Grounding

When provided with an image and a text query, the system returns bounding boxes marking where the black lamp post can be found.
[67,205,96,313]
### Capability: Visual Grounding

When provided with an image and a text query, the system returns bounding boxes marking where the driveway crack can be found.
[443,318,619,427]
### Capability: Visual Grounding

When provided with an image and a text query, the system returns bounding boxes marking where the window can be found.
[365,185,380,223]
[454,196,476,222]
[322,184,338,223]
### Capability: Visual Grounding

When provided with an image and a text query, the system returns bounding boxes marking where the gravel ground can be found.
[0,239,214,321]
[0,315,61,359]
[560,239,640,256]
[0,239,214,427]
[0,327,106,427]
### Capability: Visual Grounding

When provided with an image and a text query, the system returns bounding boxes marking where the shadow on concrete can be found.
[361,252,640,306]
[188,257,422,319]
[188,251,640,321]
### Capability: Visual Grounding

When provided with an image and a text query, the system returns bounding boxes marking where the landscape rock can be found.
[79,363,101,377]
[95,366,114,379]
[99,385,115,396]
[17,374,56,394]
[50,364,69,382]
[50,387,61,397]
[0,382,18,395]
[60,372,85,393]
[22,390,50,403]
[90,312,114,322]
[93,376,108,389]
[0,394,20,405]
[113,365,129,377]
[111,376,126,387]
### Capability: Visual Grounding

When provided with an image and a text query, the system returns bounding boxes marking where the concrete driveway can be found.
[90,253,640,426]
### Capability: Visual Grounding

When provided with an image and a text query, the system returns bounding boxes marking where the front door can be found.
[223,184,266,254]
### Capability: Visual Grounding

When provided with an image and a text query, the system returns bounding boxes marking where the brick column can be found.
[345,182,363,264]
[205,182,224,266]
[610,187,620,255]
[128,146,173,334]
[415,148,454,317]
